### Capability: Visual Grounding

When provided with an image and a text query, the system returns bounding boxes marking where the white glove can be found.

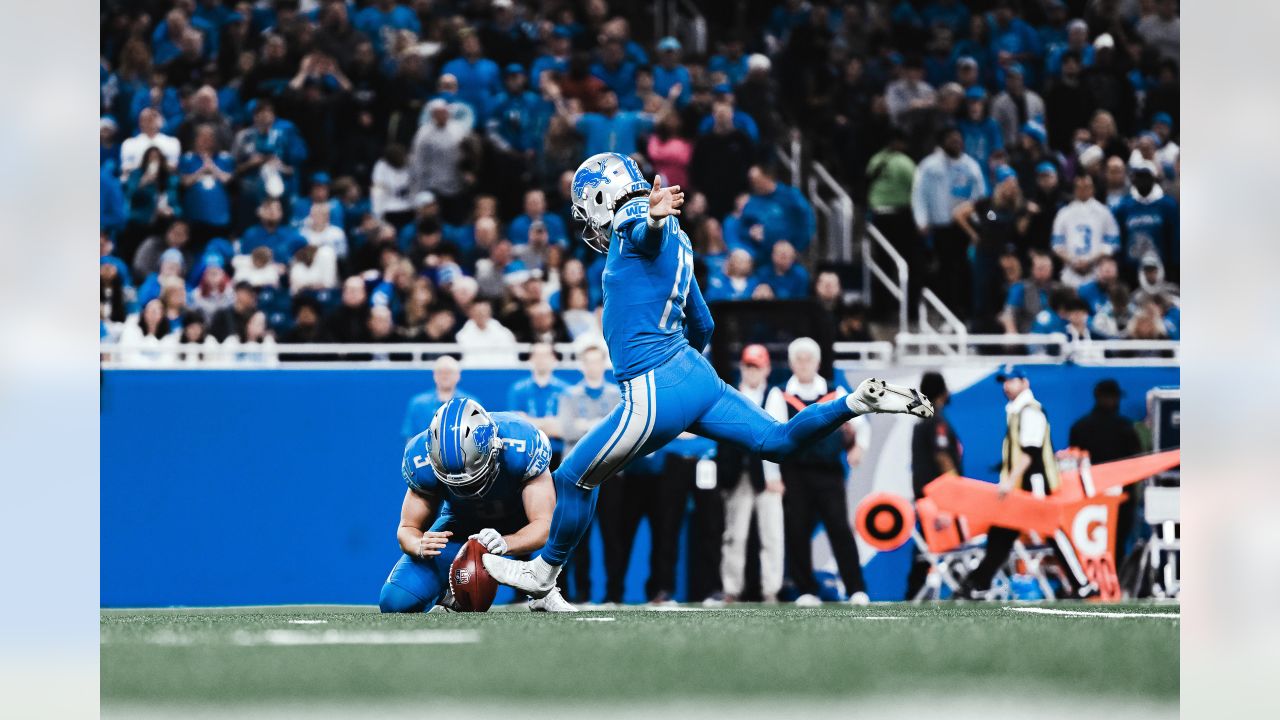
[469,528,508,555]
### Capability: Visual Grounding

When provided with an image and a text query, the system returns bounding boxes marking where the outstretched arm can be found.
[684,275,714,352]
[622,174,684,257]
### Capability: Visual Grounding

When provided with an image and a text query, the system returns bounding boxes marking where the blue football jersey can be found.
[601,197,699,381]
[401,412,552,533]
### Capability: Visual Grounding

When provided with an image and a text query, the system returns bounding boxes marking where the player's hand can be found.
[469,528,508,555]
[648,174,684,221]
[416,530,452,558]
[997,485,1010,499]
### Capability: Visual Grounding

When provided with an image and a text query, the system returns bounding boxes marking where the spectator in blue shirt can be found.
[652,37,691,107]
[705,249,762,302]
[590,39,638,97]
[508,189,568,247]
[400,355,472,441]
[178,125,234,244]
[441,31,503,124]
[101,116,122,173]
[708,36,750,88]
[152,8,213,67]
[231,99,308,224]
[696,87,760,143]
[1045,19,1096,80]
[291,172,345,231]
[988,1,1044,89]
[1001,249,1062,334]
[486,64,552,156]
[1112,161,1180,281]
[531,26,572,87]
[507,343,571,458]
[567,90,655,157]
[754,241,810,300]
[101,164,127,237]
[923,0,971,38]
[958,87,1004,185]
[741,164,817,253]
[240,198,306,263]
[122,146,182,263]
[354,0,421,56]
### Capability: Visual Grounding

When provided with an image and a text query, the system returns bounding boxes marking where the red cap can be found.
[741,344,770,368]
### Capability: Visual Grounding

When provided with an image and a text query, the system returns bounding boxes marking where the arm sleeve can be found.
[683,277,714,352]
[1050,208,1067,250]
[1102,208,1121,253]
[617,202,667,257]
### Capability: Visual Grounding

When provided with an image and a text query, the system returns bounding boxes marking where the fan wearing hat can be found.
[1069,379,1142,563]
[956,366,1093,599]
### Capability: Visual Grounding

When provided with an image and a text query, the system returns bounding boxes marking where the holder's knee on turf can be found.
[378,582,431,613]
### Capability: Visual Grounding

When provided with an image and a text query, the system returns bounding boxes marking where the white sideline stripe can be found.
[286,620,328,624]
[231,629,481,646]
[849,616,908,620]
[1004,607,1180,619]
[575,617,616,622]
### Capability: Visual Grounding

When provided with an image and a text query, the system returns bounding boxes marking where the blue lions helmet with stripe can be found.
[571,152,651,253]
[425,397,501,498]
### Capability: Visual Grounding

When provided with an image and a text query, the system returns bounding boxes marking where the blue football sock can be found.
[539,468,599,567]
[758,394,855,462]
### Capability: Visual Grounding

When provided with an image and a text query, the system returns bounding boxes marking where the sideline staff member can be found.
[957,366,1091,599]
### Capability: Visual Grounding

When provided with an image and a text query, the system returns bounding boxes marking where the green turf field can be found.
[101,602,1179,719]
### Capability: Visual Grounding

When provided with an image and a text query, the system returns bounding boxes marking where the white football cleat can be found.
[848,591,870,606]
[482,554,560,598]
[848,378,934,418]
[794,593,823,607]
[528,587,578,612]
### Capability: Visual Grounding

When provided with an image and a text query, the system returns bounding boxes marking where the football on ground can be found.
[450,539,499,612]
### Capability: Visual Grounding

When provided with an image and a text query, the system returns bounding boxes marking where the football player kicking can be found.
[483,152,935,598]
[379,397,577,613]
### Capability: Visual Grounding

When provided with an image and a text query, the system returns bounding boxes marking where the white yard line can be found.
[1004,607,1179,619]
[849,616,909,620]
[230,629,481,646]
[286,619,328,625]
[575,617,616,622]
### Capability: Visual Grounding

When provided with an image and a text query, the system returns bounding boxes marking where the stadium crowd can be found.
[99,0,1180,357]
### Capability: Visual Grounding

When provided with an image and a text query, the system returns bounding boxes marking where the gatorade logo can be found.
[1071,504,1108,558]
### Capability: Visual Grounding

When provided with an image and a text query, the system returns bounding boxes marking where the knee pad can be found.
[378,582,428,613]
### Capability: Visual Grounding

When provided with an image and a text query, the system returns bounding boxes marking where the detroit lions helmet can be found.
[571,152,651,253]
[426,397,501,498]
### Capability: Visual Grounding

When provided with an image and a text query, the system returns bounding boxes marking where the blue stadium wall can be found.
[100,364,1177,607]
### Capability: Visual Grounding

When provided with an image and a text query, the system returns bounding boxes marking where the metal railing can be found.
[807,161,856,265]
[862,222,910,333]
[99,341,584,370]
[654,0,707,55]
[773,132,802,188]
[99,337,1180,370]
[890,334,1180,367]
[831,341,896,370]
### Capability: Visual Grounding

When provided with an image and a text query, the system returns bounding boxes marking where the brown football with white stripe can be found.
[449,539,499,612]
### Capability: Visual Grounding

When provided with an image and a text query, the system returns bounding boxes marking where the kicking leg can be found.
[484,369,681,596]
[693,379,934,464]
